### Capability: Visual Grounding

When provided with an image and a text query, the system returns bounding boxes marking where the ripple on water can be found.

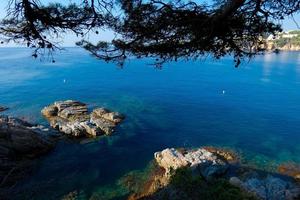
[1,49,300,199]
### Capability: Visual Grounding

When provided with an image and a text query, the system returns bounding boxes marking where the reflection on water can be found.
[0,48,300,199]
[262,53,274,83]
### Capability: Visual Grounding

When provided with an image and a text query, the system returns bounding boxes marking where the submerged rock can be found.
[41,100,125,137]
[154,148,229,180]
[278,163,300,181]
[0,115,54,187]
[0,106,8,112]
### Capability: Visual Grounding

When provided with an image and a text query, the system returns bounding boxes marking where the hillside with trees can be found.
[266,30,300,51]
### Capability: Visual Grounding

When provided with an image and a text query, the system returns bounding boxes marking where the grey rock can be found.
[58,105,88,119]
[0,116,53,156]
[0,115,54,187]
[90,113,115,135]
[41,105,58,117]
[244,177,267,199]
[92,108,125,124]
[54,100,86,112]
[42,100,125,137]
[265,176,288,200]
[80,122,102,136]
[92,108,110,116]
[154,148,228,180]
[235,175,300,200]
[229,177,243,187]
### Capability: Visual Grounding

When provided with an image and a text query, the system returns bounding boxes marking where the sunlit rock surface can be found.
[127,147,300,200]
[42,100,125,137]
[154,148,229,180]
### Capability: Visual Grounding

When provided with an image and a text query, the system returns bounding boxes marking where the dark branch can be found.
[0,0,299,66]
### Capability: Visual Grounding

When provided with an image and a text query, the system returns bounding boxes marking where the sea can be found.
[1,48,300,199]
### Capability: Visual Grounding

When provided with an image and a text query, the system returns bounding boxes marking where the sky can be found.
[0,1,299,47]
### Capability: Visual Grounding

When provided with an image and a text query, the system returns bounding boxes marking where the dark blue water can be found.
[1,48,300,199]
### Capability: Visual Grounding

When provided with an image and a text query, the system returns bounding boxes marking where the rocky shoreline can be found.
[265,44,300,52]
[1,101,300,200]
[0,100,125,198]
[124,147,300,200]
[0,115,55,189]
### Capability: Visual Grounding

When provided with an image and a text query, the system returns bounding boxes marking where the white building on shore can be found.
[267,31,299,41]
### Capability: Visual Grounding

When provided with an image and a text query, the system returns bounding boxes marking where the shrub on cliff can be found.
[169,167,257,200]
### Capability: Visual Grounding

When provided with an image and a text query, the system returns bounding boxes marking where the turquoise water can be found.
[1,48,300,199]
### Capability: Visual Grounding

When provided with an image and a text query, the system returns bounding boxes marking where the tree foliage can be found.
[0,0,299,66]
[274,33,300,47]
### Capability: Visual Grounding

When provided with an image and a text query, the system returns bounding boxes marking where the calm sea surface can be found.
[1,48,300,199]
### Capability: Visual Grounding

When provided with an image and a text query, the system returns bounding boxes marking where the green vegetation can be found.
[2,0,298,67]
[273,32,300,48]
[274,38,290,47]
[169,167,257,200]
[288,30,300,35]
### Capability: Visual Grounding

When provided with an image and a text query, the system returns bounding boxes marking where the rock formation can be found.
[278,163,300,181]
[127,147,300,200]
[0,115,54,188]
[41,100,125,137]
[154,148,229,180]
[230,175,300,200]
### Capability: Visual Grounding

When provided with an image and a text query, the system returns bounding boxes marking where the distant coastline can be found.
[264,30,300,51]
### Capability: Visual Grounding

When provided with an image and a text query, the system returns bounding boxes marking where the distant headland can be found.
[264,30,300,51]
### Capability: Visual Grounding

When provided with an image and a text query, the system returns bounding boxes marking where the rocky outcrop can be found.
[202,146,238,162]
[0,115,54,187]
[278,163,300,181]
[128,147,300,200]
[264,42,300,52]
[280,44,300,51]
[41,100,125,137]
[126,147,236,200]
[230,176,300,200]
[154,148,229,180]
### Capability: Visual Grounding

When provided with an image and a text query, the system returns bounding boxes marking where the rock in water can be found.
[0,115,54,187]
[154,148,229,180]
[129,147,300,200]
[41,100,125,137]
[278,163,300,181]
[0,106,8,112]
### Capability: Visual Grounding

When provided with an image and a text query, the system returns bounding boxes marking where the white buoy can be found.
[63,79,66,83]
[222,90,226,94]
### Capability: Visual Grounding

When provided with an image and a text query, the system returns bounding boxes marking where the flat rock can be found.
[41,100,125,137]
[154,148,229,180]
[0,115,54,187]
[92,108,124,123]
